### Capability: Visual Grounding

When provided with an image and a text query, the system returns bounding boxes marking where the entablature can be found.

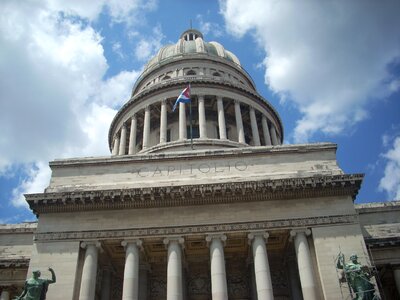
[26,174,363,216]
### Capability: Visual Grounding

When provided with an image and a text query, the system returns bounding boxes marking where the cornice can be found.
[26,174,363,215]
[365,237,400,248]
[33,214,358,242]
[0,258,30,268]
[0,223,37,234]
[355,200,400,213]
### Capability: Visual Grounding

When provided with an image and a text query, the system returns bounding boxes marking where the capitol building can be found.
[1,29,400,300]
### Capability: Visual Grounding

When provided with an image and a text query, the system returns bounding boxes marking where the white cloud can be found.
[379,136,400,200]
[134,25,164,61]
[112,42,124,59]
[106,0,157,25]
[0,1,154,209]
[11,162,52,208]
[95,70,141,108]
[47,0,157,24]
[76,103,118,157]
[196,14,223,38]
[220,0,400,142]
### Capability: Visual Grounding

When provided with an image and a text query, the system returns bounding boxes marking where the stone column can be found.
[142,106,150,150]
[164,237,185,300]
[128,115,137,154]
[206,234,228,300]
[249,107,261,146]
[261,115,272,146]
[0,290,9,300]
[138,264,150,300]
[160,100,167,144]
[121,239,142,300]
[217,97,227,139]
[101,267,112,300]
[290,229,318,300]
[394,266,400,297]
[79,242,101,300]
[270,124,279,145]
[179,103,187,140]
[248,232,273,300]
[198,95,207,138]
[119,124,127,155]
[234,100,245,143]
[112,135,120,155]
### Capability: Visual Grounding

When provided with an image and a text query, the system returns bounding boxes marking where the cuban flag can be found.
[172,85,191,112]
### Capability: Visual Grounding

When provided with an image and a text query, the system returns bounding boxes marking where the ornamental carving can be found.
[33,214,358,242]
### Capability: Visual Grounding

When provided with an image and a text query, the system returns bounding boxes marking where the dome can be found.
[108,29,284,155]
[143,29,241,73]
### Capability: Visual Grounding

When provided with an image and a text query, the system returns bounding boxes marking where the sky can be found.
[0,0,399,224]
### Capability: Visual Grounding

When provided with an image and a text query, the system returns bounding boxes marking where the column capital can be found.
[163,236,185,248]
[234,99,241,105]
[248,231,269,244]
[144,105,150,111]
[121,239,143,250]
[198,94,205,99]
[81,241,102,251]
[205,234,227,246]
[290,228,311,238]
[121,123,127,128]
[131,114,137,120]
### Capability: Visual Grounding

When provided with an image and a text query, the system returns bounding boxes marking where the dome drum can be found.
[109,86,283,155]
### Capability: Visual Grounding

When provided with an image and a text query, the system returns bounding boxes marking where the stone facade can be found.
[1,29,399,300]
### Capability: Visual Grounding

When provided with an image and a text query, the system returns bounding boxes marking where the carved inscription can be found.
[135,161,248,177]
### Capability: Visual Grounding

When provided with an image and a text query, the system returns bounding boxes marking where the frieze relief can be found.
[34,214,358,242]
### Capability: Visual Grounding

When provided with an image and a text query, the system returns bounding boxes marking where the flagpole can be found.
[189,94,193,150]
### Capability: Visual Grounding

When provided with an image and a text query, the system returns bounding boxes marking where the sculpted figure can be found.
[337,253,379,300]
[15,267,56,300]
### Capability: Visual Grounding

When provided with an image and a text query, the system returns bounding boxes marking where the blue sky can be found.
[0,0,399,224]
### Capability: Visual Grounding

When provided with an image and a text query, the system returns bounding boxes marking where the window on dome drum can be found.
[186,70,196,76]
[187,126,200,139]
[213,72,221,77]
[162,75,171,81]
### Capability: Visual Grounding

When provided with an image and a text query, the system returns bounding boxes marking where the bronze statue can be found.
[15,267,56,300]
[337,253,379,300]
